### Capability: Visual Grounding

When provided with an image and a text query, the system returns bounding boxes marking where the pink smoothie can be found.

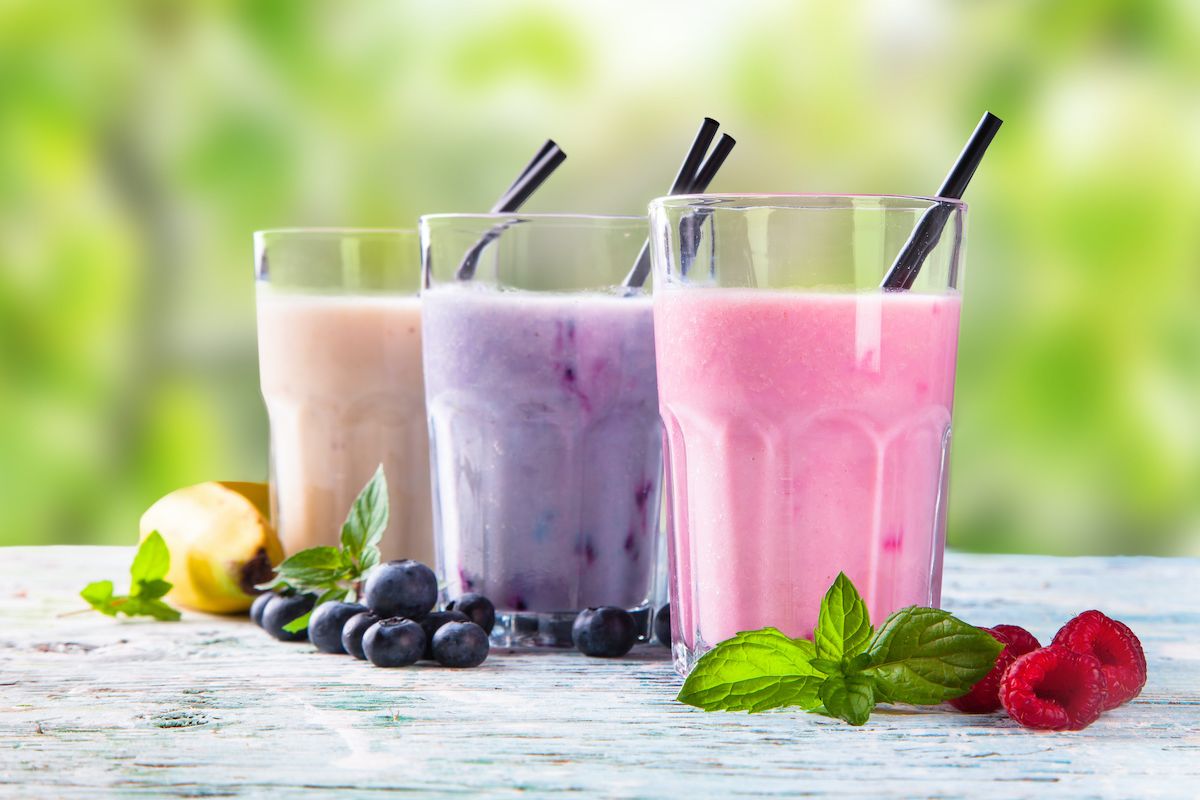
[654,288,962,661]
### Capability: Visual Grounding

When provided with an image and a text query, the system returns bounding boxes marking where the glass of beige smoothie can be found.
[253,229,432,563]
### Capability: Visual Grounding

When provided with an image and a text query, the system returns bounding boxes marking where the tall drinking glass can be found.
[254,229,433,564]
[649,195,967,676]
[420,214,662,647]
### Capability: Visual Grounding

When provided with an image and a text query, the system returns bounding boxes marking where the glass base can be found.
[492,606,652,649]
[672,635,712,678]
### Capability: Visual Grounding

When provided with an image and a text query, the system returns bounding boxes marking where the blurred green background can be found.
[2,0,1198,555]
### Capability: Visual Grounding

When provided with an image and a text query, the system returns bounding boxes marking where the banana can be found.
[139,482,284,614]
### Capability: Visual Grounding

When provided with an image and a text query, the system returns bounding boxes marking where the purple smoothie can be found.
[422,284,661,639]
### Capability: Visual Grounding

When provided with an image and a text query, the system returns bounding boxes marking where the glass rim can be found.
[650,193,968,211]
[253,227,418,239]
[420,212,645,224]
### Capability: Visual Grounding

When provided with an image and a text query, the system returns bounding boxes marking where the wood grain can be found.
[0,547,1197,798]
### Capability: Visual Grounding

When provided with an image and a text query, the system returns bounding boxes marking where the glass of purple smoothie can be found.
[419,214,661,647]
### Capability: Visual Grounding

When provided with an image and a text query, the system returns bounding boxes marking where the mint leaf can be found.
[81,580,115,614]
[341,464,388,567]
[278,546,344,571]
[810,658,842,675]
[282,612,311,634]
[814,572,872,663]
[132,597,182,622]
[845,652,873,673]
[133,579,173,600]
[358,543,381,573]
[255,575,293,593]
[678,628,826,713]
[130,532,171,583]
[272,546,346,587]
[862,606,1005,705]
[315,586,349,606]
[817,673,875,726]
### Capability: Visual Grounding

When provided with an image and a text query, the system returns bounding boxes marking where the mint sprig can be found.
[258,466,388,633]
[677,572,1004,725]
[79,531,181,621]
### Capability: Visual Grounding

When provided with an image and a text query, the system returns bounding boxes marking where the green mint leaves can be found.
[677,572,1004,725]
[859,606,1006,706]
[259,466,388,633]
[80,531,181,621]
[676,628,825,713]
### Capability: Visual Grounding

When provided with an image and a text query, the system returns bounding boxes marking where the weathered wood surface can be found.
[0,547,1197,799]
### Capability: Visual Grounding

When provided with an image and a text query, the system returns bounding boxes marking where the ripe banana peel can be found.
[139,482,283,614]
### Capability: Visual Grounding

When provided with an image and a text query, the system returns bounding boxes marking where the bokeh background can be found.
[3,0,1199,555]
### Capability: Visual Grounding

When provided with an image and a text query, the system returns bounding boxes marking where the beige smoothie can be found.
[256,285,433,563]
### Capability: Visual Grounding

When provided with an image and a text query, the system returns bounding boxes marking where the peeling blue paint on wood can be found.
[0,546,1197,798]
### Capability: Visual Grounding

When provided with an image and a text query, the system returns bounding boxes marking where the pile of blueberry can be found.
[252,559,675,663]
[251,560,494,669]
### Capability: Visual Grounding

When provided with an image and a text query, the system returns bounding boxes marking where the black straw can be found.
[690,134,736,193]
[668,118,719,194]
[678,133,737,276]
[880,112,1003,290]
[504,140,558,195]
[455,140,567,280]
[622,120,735,289]
[490,142,566,213]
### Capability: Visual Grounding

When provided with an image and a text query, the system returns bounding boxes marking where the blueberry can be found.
[447,593,496,634]
[249,592,273,627]
[363,560,438,620]
[572,606,637,658]
[654,604,672,647]
[432,621,489,668]
[419,610,470,660]
[261,593,316,642]
[307,601,368,654]
[341,611,380,660]
[362,617,425,668]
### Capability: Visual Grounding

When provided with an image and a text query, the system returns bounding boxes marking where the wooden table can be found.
[1,547,1197,798]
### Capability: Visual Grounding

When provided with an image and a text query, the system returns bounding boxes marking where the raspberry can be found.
[1000,645,1107,730]
[1052,610,1147,710]
[948,625,1041,713]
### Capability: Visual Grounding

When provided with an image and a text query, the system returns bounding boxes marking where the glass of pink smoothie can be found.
[648,195,967,676]
[254,229,433,564]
